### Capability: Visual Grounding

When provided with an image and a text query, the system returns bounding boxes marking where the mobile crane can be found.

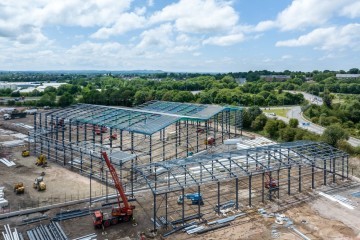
[93,152,135,228]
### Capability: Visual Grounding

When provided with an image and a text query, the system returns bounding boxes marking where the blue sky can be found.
[0,0,359,72]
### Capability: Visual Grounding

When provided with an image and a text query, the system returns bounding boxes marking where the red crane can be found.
[93,152,135,228]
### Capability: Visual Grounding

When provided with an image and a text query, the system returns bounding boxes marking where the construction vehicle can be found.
[94,126,108,135]
[3,109,27,120]
[33,176,46,191]
[93,152,135,228]
[177,193,204,205]
[36,154,47,167]
[265,172,279,200]
[22,150,30,157]
[14,182,25,194]
[204,137,215,146]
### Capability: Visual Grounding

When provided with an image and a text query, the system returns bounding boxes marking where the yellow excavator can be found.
[33,176,46,191]
[22,150,30,157]
[36,154,47,167]
[14,182,25,194]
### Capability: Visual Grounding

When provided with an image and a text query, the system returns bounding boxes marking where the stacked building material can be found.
[1,224,23,240]
[18,215,49,226]
[319,192,355,210]
[171,213,204,225]
[0,158,15,167]
[196,223,231,234]
[26,221,68,240]
[52,209,90,221]
[72,233,97,240]
[0,187,8,208]
[207,213,246,225]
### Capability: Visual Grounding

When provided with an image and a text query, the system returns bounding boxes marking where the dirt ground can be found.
[169,186,360,240]
[0,146,105,211]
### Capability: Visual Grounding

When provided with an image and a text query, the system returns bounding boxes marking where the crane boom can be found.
[101,152,130,210]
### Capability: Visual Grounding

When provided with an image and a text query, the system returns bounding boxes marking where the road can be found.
[266,91,360,147]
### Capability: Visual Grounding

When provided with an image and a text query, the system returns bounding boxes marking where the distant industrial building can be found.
[336,74,360,79]
[0,82,17,90]
[260,75,291,81]
[18,82,67,93]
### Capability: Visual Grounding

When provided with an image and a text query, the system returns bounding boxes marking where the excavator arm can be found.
[101,152,130,210]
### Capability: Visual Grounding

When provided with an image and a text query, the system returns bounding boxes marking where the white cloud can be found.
[256,0,354,31]
[91,12,146,39]
[0,0,133,44]
[281,55,292,60]
[203,33,244,46]
[341,1,360,18]
[149,0,239,34]
[276,23,360,50]
[136,24,174,50]
[147,0,154,7]
[37,0,133,27]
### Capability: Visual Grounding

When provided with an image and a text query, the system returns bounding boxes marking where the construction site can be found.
[1,101,360,240]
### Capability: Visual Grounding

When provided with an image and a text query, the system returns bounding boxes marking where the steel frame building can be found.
[133,140,349,231]
[30,101,243,188]
[30,102,349,233]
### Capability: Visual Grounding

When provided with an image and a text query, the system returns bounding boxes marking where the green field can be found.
[263,108,290,118]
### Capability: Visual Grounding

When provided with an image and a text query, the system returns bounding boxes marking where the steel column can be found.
[153,194,156,231]
[109,128,113,148]
[175,122,178,158]
[221,111,224,143]
[196,121,199,152]
[288,167,291,195]
[332,158,336,183]
[262,172,265,203]
[324,159,327,185]
[235,178,239,210]
[299,165,302,192]
[163,129,166,161]
[312,164,315,189]
[198,185,201,219]
[149,135,152,165]
[182,188,185,224]
[205,120,208,150]
[76,122,79,145]
[186,120,189,156]
[106,170,108,203]
[165,192,168,228]
[248,174,252,207]
[217,181,220,214]
[131,132,134,154]
[120,130,123,150]
[346,156,349,179]
[62,123,65,165]
[277,169,280,199]
[342,156,345,180]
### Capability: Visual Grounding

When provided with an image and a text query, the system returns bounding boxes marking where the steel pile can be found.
[207,213,246,225]
[2,224,23,240]
[52,209,89,221]
[18,215,49,226]
[72,233,97,240]
[26,221,68,240]
[171,213,203,225]
[0,158,16,167]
